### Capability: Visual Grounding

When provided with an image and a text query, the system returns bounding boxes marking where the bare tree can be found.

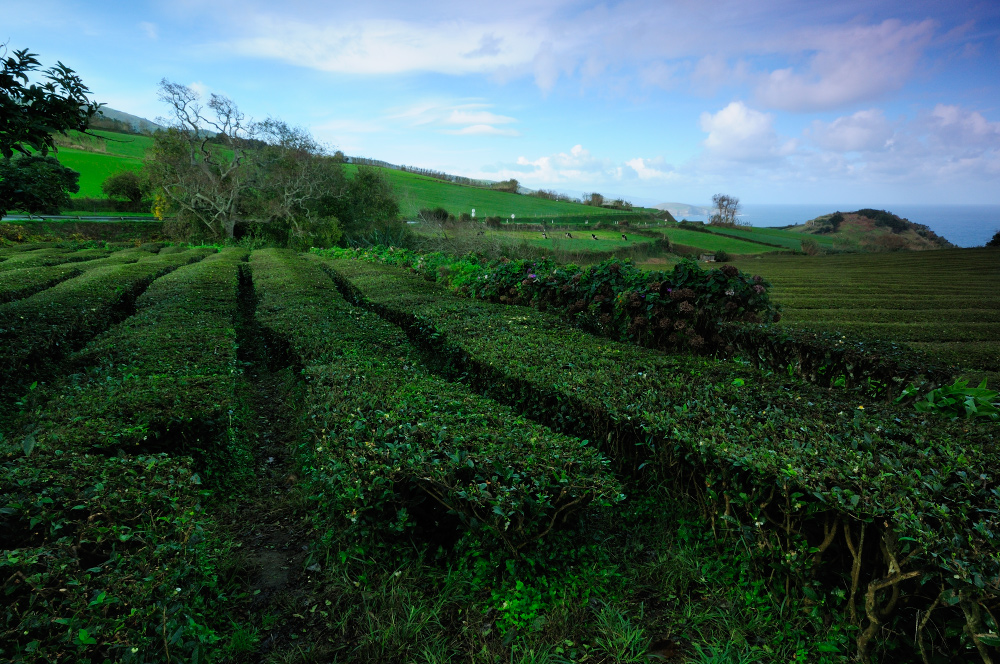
[710,193,741,226]
[145,80,259,238]
[148,80,346,242]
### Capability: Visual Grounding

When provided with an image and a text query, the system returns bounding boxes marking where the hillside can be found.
[48,129,648,221]
[786,209,955,251]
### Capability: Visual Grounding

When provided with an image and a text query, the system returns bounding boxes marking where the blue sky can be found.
[6,0,1000,206]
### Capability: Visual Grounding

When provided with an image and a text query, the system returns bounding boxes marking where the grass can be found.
[699,225,841,250]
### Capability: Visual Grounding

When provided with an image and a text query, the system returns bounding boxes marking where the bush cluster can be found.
[249,250,622,553]
[324,257,1000,661]
[317,246,780,355]
[0,248,213,400]
[2,247,248,662]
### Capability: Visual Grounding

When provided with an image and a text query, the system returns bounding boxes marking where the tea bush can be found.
[0,248,215,400]
[250,249,622,552]
[324,257,1000,662]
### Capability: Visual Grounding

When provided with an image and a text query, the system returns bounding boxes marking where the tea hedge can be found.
[0,248,160,306]
[0,248,249,663]
[1,448,229,663]
[318,246,779,355]
[250,249,622,552]
[324,257,1000,661]
[0,265,82,304]
[0,248,215,400]
[0,247,79,272]
[33,248,249,471]
[317,246,946,396]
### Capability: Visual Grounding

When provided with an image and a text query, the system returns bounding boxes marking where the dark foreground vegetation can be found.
[1,239,998,664]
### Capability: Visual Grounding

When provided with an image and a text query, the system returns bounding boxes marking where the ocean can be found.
[675,204,1000,248]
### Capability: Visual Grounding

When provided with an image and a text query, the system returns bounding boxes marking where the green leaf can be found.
[21,432,36,457]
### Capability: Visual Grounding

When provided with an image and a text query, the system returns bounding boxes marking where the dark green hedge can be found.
[324,258,1000,661]
[250,249,622,552]
[0,248,249,663]
[0,248,215,400]
[0,264,82,304]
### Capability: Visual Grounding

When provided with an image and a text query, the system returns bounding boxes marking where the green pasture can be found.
[343,164,637,220]
[53,148,143,198]
[703,225,841,250]
[740,248,1000,375]
[661,226,789,254]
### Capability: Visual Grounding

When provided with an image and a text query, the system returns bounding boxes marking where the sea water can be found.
[677,204,1000,248]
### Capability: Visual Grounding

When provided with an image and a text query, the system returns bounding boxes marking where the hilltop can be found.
[785,208,955,251]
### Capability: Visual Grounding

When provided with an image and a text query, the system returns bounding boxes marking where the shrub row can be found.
[0,248,216,400]
[317,246,948,396]
[323,257,1000,661]
[0,248,166,305]
[0,248,249,663]
[250,249,622,552]
[0,246,80,271]
[317,246,779,354]
[35,248,249,468]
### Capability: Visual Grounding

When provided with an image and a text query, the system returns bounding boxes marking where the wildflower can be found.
[857,405,864,410]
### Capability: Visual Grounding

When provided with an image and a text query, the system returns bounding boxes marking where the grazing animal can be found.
[565,232,573,238]
[591,234,598,240]
[621,233,628,240]
[542,232,548,239]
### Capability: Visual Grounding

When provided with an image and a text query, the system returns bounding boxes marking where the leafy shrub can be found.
[250,249,622,552]
[324,258,1000,662]
[899,377,999,420]
[986,230,1000,248]
[0,248,213,399]
[314,246,780,355]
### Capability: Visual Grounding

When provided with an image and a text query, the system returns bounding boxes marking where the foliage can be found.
[0,248,212,400]
[316,245,779,355]
[323,256,1000,662]
[0,155,80,216]
[0,46,101,160]
[987,230,1000,248]
[100,170,149,212]
[249,249,621,553]
[900,377,999,420]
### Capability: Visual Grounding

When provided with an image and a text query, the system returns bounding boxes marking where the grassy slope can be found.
[343,163,636,220]
[738,248,1000,377]
[701,225,841,250]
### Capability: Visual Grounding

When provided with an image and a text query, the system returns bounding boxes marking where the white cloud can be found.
[227,17,541,75]
[139,21,158,40]
[386,100,519,137]
[445,109,516,126]
[621,157,678,181]
[808,110,894,152]
[754,20,935,111]
[444,124,519,137]
[700,102,795,161]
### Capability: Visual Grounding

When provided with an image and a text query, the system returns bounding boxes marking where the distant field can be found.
[661,226,789,255]
[704,225,841,250]
[48,129,647,222]
[54,149,143,198]
[343,164,638,220]
[739,248,1000,377]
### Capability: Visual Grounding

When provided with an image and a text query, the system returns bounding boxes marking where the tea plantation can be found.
[1,242,997,663]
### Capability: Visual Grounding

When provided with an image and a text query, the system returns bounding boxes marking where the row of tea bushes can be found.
[319,247,950,396]
[37,247,249,468]
[0,247,161,305]
[0,249,249,663]
[250,249,622,553]
[318,246,779,355]
[324,258,999,662]
[0,248,215,400]
[0,246,113,272]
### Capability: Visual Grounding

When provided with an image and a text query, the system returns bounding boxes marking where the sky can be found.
[5,0,1000,207]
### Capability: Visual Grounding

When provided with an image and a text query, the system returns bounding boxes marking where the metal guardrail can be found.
[1,215,163,222]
